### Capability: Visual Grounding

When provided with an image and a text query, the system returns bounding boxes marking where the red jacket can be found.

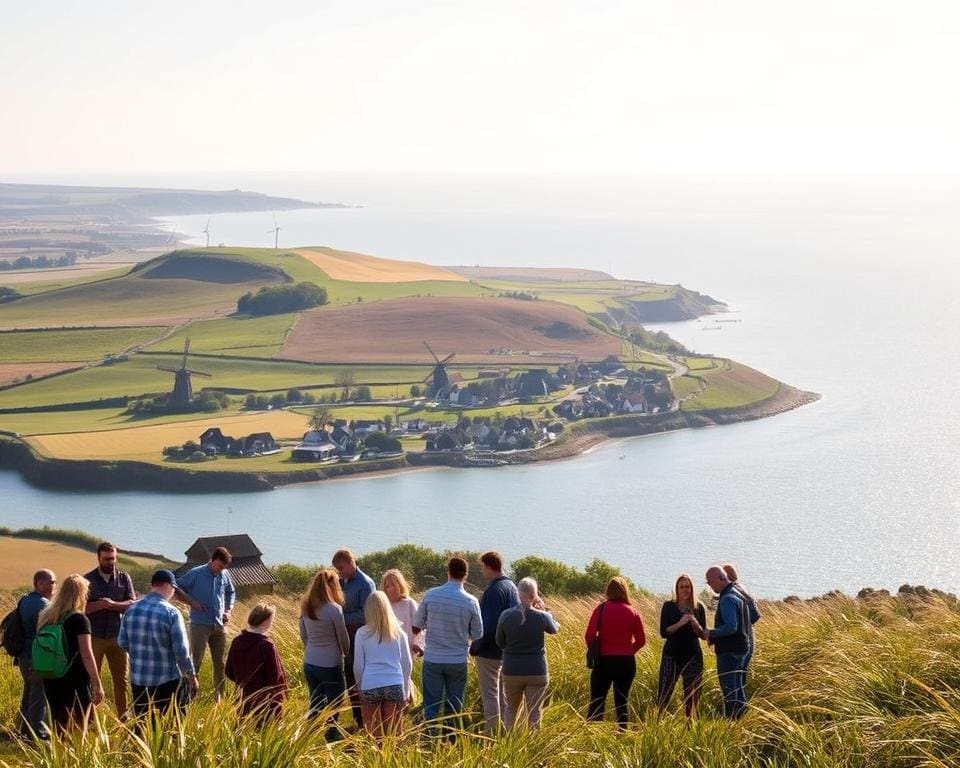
[225,630,287,718]
[584,600,646,657]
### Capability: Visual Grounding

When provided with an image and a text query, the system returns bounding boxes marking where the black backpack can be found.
[1,599,26,658]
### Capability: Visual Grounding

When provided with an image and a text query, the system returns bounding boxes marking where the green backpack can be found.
[32,610,77,679]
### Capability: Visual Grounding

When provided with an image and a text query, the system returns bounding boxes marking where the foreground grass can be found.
[2,592,960,766]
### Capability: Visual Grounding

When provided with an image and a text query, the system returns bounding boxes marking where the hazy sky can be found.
[3,1,959,176]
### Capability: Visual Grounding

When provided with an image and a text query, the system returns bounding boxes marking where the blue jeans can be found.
[715,652,747,719]
[304,664,346,728]
[421,661,468,737]
[18,657,49,739]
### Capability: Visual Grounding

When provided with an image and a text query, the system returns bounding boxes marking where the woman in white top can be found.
[381,569,424,656]
[353,590,413,740]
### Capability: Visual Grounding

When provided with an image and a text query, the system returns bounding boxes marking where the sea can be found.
[2,172,958,597]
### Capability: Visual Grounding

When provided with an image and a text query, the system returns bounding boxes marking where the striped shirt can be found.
[117,592,195,686]
[413,580,483,664]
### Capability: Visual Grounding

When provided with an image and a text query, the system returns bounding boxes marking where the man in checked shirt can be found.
[118,570,199,721]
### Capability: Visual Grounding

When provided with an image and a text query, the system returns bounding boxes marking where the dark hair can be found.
[211,546,232,564]
[448,557,468,580]
[480,551,503,572]
[97,541,117,555]
[605,576,631,604]
[332,548,355,566]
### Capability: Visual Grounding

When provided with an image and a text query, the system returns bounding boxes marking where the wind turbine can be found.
[267,213,281,250]
[202,219,211,248]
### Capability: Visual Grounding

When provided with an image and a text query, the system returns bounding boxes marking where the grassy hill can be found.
[1,589,958,766]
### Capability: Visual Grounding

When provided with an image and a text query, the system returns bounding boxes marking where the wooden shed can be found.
[178,534,277,598]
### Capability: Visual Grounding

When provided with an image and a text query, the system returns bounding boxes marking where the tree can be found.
[237,282,328,316]
[270,393,286,408]
[383,414,393,432]
[309,406,332,432]
[363,431,402,453]
[334,370,355,401]
[410,384,422,398]
[286,388,304,403]
[352,385,372,401]
[244,394,259,410]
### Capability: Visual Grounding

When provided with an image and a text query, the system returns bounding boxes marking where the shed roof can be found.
[185,533,262,562]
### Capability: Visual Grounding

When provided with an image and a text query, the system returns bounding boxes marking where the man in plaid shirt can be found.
[118,569,199,719]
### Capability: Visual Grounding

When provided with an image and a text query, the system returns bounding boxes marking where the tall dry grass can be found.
[2,591,960,767]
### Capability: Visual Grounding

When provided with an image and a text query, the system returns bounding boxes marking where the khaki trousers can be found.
[189,623,227,698]
[503,674,548,730]
[474,656,507,734]
[91,636,129,715]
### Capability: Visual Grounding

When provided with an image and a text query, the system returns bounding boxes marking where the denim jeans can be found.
[715,652,747,719]
[18,657,49,739]
[304,664,346,717]
[421,661,468,737]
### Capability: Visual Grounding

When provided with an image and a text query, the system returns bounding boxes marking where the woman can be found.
[656,574,706,718]
[300,568,350,736]
[584,576,645,728]
[225,603,287,720]
[36,574,103,735]
[381,569,422,702]
[495,577,559,729]
[723,563,761,669]
[353,591,412,741]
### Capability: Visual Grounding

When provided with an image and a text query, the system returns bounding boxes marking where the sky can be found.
[3,0,960,177]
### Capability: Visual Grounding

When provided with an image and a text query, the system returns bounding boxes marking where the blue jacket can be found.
[17,591,47,659]
[712,583,750,655]
[340,567,376,629]
[470,575,519,659]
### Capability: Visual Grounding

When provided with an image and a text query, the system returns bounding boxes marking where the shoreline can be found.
[0,383,820,494]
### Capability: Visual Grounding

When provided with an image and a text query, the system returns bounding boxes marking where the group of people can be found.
[12,541,759,742]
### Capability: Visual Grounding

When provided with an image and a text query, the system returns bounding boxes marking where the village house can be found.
[199,427,237,456]
[351,419,385,437]
[618,391,648,414]
[291,430,338,461]
[177,534,277,598]
[236,432,278,456]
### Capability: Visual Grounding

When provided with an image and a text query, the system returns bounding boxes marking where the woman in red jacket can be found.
[584,576,646,728]
[225,603,288,720]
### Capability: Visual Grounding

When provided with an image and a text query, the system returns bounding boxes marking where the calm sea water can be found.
[2,174,958,597]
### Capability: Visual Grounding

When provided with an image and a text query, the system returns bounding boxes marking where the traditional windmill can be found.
[158,339,212,409]
[421,341,455,399]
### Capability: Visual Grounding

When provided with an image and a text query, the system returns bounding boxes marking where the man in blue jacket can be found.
[469,551,519,734]
[704,565,751,718]
[17,569,55,739]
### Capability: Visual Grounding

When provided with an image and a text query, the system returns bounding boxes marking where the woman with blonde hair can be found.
[495,577,560,729]
[656,574,707,718]
[300,569,350,736]
[381,568,422,704]
[353,591,412,740]
[723,563,761,670]
[584,576,646,728]
[37,573,103,734]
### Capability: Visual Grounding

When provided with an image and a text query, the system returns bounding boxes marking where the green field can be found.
[147,313,298,357]
[681,361,780,411]
[0,406,244,436]
[6,266,133,295]
[0,326,167,362]
[0,589,956,767]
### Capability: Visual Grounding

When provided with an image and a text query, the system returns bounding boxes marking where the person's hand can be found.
[412,645,424,657]
[222,610,231,625]
[92,685,105,706]
[192,600,207,613]
[189,675,199,693]
[532,596,546,610]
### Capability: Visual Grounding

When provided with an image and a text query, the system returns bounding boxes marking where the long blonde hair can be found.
[37,573,88,630]
[381,568,411,599]
[363,591,401,644]
[302,568,344,620]
[672,573,702,613]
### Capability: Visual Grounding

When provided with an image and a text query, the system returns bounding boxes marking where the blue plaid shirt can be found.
[118,592,195,686]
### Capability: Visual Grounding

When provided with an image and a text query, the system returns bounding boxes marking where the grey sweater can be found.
[495,606,560,677]
[300,602,350,668]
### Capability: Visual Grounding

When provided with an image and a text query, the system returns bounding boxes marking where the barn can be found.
[177,534,277,597]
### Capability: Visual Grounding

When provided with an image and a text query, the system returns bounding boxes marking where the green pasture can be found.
[684,356,723,372]
[681,360,780,411]
[0,326,167,362]
[6,266,133,296]
[670,375,704,400]
[0,406,255,437]
[146,313,298,357]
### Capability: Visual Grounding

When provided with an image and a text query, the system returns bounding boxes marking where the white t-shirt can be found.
[353,625,413,699]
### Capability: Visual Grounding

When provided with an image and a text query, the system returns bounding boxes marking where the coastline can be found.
[0,383,820,494]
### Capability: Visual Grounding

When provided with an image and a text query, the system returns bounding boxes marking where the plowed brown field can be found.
[295,247,467,283]
[0,362,81,388]
[281,296,621,364]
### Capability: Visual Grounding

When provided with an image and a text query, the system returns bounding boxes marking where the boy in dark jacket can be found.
[225,603,287,720]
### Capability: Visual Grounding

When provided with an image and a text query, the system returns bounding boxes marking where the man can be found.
[176,546,235,699]
[469,551,519,734]
[413,556,483,739]
[17,569,55,739]
[704,565,751,719]
[332,548,375,728]
[118,569,198,720]
[84,541,137,718]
